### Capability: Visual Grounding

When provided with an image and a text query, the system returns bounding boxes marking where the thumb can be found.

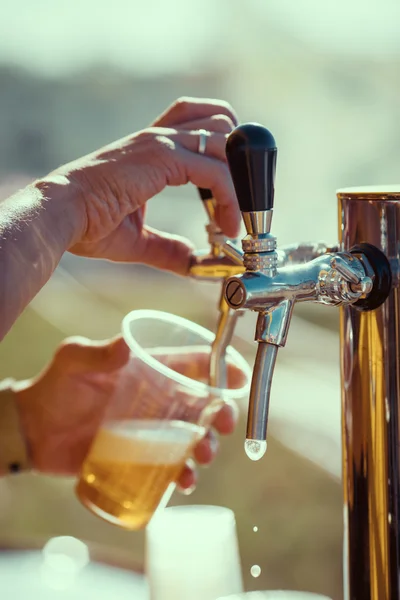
[134,226,194,275]
[54,335,130,374]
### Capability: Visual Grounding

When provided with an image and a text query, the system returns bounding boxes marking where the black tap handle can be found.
[225,123,277,213]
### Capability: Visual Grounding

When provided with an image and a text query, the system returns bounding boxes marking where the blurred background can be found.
[1,0,400,598]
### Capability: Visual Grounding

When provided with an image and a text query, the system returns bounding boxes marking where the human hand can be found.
[37,97,240,275]
[15,336,243,492]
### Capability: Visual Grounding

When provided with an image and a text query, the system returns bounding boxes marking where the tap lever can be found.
[196,187,226,255]
[209,293,240,389]
[226,123,277,216]
[226,123,279,275]
[197,187,214,202]
[197,188,219,229]
[193,188,244,389]
[222,241,244,266]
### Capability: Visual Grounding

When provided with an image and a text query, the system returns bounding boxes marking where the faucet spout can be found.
[245,302,294,459]
[245,342,278,458]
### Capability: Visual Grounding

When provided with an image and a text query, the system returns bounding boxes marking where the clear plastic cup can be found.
[76,310,251,530]
[146,505,243,600]
[217,593,332,600]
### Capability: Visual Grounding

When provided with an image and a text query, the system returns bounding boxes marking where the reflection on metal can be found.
[242,210,273,235]
[225,251,373,311]
[339,189,400,600]
[276,241,336,266]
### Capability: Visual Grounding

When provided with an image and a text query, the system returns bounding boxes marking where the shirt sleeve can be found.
[0,378,31,475]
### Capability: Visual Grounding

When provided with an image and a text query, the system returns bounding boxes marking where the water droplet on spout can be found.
[244,439,267,461]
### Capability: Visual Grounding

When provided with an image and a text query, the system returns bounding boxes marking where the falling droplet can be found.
[253,526,258,532]
[244,439,267,461]
[250,564,261,578]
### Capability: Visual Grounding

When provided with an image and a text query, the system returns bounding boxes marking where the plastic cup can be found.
[146,505,244,600]
[76,310,251,530]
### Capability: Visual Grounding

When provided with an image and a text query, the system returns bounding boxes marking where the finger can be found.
[177,114,236,135]
[226,364,250,390]
[212,400,239,435]
[153,97,239,129]
[177,458,197,494]
[120,129,240,237]
[193,429,219,465]
[133,225,195,276]
[54,335,130,374]
[168,149,240,238]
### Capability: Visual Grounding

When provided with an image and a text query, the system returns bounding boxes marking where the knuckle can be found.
[219,100,239,125]
[132,128,155,144]
[211,113,235,132]
[174,96,193,117]
[135,128,174,151]
[131,131,177,179]
[53,336,89,364]
[155,136,176,160]
[57,335,90,350]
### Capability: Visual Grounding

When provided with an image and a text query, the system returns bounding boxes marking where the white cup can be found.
[146,505,243,600]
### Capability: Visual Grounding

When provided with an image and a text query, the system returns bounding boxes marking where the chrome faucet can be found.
[189,186,332,390]
[223,123,396,600]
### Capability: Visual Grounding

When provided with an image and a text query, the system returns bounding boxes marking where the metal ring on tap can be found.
[241,235,277,253]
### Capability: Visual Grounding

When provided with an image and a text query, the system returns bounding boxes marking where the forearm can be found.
[0,179,84,340]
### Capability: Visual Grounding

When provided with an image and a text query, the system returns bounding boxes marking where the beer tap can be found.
[189,185,333,390]
[222,123,392,464]
[189,188,244,389]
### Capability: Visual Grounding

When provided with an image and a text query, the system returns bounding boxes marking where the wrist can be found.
[33,174,87,250]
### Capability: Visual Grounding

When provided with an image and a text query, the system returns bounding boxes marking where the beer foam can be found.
[91,420,205,465]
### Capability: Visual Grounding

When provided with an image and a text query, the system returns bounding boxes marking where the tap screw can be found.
[225,280,245,307]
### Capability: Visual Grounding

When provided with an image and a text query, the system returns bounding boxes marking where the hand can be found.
[38,97,240,275]
[15,336,242,493]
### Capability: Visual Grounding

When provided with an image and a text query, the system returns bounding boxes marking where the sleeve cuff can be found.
[0,378,31,475]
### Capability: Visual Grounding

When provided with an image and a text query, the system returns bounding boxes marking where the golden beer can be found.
[76,420,205,530]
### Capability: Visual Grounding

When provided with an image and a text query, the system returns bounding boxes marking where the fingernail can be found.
[181,483,196,496]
